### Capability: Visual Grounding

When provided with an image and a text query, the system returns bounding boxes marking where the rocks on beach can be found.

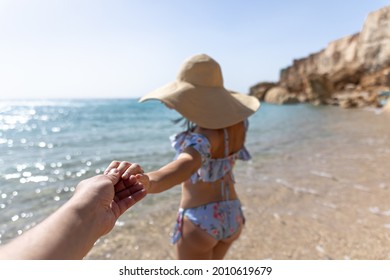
[250,6,390,109]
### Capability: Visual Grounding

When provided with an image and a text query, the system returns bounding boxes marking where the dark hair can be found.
[172,117,196,132]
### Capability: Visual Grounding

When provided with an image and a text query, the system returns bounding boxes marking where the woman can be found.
[108,54,260,259]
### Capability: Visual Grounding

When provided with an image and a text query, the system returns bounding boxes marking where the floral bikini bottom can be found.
[171,199,245,244]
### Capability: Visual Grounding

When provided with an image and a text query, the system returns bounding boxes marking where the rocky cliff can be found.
[250,6,390,108]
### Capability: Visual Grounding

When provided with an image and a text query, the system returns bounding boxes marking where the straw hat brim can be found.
[139,81,260,129]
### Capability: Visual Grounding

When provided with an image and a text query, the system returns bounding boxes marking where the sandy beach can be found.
[86,112,390,260]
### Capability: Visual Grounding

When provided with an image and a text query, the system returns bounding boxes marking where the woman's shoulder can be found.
[170,130,211,163]
[170,130,211,151]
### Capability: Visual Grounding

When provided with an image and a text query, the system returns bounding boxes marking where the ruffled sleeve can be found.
[170,132,212,184]
[170,132,211,163]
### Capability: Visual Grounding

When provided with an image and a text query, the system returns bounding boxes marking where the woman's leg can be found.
[175,217,218,260]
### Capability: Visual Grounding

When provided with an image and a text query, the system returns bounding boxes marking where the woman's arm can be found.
[146,147,201,193]
[120,147,202,194]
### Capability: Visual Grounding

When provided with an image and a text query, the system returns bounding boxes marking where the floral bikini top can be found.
[170,120,251,184]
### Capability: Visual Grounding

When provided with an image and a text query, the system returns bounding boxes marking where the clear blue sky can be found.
[0,0,388,99]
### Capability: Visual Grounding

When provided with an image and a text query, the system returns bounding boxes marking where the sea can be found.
[1,99,390,247]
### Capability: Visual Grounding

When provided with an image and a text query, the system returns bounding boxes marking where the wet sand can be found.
[86,110,390,260]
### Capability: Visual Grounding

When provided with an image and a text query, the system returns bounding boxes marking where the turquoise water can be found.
[1,99,389,246]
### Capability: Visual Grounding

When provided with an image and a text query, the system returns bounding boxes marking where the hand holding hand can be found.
[75,162,147,236]
[105,161,150,192]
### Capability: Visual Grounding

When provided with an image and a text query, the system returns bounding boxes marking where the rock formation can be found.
[250,6,390,107]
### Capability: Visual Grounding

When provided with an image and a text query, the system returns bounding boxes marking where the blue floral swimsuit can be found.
[170,120,251,244]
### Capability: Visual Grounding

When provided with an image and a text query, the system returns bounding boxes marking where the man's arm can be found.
[0,167,146,260]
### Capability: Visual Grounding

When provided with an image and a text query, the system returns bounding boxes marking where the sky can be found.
[0,0,389,99]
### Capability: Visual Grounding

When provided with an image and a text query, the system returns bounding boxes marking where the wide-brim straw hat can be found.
[139,54,260,129]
